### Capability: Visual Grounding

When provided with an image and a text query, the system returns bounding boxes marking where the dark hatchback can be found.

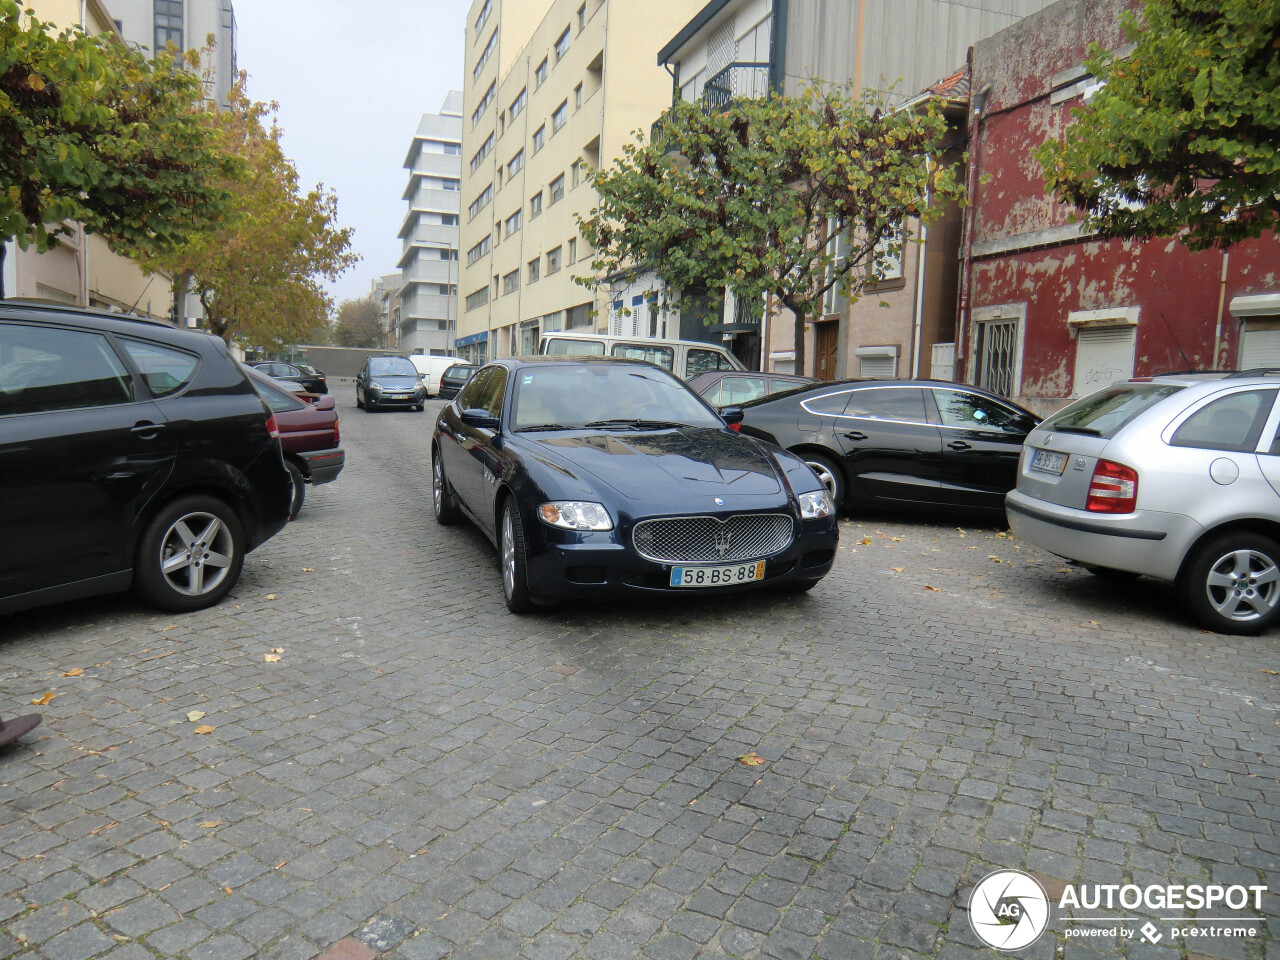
[356,355,427,411]
[686,370,813,408]
[431,357,839,612]
[249,360,327,394]
[738,379,1039,513]
[0,305,292,615]
[438,362,478,400]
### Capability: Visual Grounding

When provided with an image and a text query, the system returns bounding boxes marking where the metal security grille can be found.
[632,514,794,564]
[977,319,1017,397]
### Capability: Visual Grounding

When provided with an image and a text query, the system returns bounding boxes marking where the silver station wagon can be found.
[1006,371,1280,635]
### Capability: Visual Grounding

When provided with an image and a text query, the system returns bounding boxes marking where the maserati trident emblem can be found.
[714,497,724,505]
[715,530,732,558]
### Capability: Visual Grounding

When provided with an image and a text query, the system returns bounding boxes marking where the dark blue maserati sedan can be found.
[431,357,840,612]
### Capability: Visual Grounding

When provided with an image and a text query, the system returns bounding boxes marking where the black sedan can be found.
[431,357,839,612]
[686,370,813,408]
[438,362,478,400]
[249,360,327,394]
[738,380,1039,513]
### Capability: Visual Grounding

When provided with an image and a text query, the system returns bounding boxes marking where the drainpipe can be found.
[1212,250,1229,369]
[910,159,931,378]
[957,66,990,383]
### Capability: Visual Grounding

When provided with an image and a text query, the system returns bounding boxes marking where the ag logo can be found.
[969,870,1050,951]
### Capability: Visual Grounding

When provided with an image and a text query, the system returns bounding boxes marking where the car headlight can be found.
[369,382,383,392]
[538,501,613,531]
[798,490,835,519]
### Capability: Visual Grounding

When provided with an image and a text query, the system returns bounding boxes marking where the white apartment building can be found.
[110,0,237,106]
[397,93,463,356]
[456,0,705,363]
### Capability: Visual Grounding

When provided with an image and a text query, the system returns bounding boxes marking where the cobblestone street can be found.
[2,387,1278,960]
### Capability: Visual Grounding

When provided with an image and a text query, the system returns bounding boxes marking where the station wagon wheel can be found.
[500,498,533,614]
[432,449,459,525]
[286,462,306,520]
[134,496,244,612]
[800,452,844,509]
[1180,532,1280,635]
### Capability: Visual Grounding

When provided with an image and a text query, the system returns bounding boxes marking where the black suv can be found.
[0,304,292,615]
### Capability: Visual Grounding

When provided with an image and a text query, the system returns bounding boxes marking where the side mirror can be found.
[461,408,500,430]
[721,406,744,431]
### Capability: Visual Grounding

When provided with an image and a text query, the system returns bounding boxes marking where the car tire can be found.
[1179,531,1280,635]
[499,497,534,614]
[134,495,245,612]
[1083,565,1140,582]
[356,390,364,409]
[285,461,306,520]
[800,452,844,509]
[432,450,460,526]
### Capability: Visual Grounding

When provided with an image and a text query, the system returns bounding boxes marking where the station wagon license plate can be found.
[670,561,766,588]
[1030,449,1069,475]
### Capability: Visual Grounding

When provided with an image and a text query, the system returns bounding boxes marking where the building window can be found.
[437,247,458,260]
[154,0,182,52]
[471,81,495,127]
[528,258,540,283]
[577,3,586,32]
[441,178,460,191]
[546,246,562,275]
[530,191,543,218]
[507,149,524,178]
[975,319,1018,398]
[873,223,905,281]
[571,160,582,188]
[474,0,492,37]
[429,283,458,296]
[473,28,498,82]
[509,87,526,121]
[468,183,493,221]
[552,100,568,134]
[532,125,545,153]
[465,287,490,311]
[555,26,570,62]
[574,83,583,110]
[568,238,577,264]
[535,57,548,88]
[444,143,461,156]
[549,174,565,205]
[469,133,494,174]
[505,209,523,237]
[503,270,520,295]
[466,235,492,266]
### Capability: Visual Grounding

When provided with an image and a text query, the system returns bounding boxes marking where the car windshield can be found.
[1044,383,1184,438]
[512,363,721,431]
[370,358,417,377]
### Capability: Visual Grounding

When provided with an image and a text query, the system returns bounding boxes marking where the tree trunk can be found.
[171,269,192,326]
[0,243,6,300]
[792,303,806,376]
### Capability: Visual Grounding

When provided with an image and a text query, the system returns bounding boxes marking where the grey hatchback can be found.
[1007,371,1280,634]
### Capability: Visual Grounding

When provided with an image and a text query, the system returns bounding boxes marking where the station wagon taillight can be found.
[333,419,340,445]
[1086,459,1138,513]
[265,414,279,439]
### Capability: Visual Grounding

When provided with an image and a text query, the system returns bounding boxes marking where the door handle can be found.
[948,440,971,451]
[842,431,868,442]
[131,422,165,439]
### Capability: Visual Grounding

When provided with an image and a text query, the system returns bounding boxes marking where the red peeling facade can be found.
[959,0,1280,416]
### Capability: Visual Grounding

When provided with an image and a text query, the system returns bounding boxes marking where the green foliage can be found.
[0,1,233,260]
[1038,0,1280,250]
[332,296,382,348]
[579,85,962,371]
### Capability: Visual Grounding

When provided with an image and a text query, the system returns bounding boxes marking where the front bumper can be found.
[370,391,423,407]
[522,516,839,600]
[1005,490,1199,581]
[297,448,345,485]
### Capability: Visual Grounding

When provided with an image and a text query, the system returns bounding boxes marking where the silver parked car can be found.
[1006,371,1280,634]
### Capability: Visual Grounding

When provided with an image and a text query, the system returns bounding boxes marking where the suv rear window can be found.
[1044,383,1184,438]
[543,338,604,356]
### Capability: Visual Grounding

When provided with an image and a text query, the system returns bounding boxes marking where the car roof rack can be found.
[1225,368,1280,378]
[1,299,173,327]
[1154,368,1235,376]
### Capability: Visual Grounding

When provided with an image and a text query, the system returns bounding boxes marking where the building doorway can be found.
[815,320,838,380]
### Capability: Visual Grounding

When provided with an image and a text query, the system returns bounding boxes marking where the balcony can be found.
[651,62,773,147]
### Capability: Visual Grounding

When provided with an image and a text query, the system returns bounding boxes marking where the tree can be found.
[1037,0,1280,251]
[332,295,382,348]
[132,76,358,350]
[0,1,235,296]
[579,86,962,373]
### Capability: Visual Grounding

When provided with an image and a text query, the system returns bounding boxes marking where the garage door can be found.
[1239,325,1280,370]
[1073,325,1136,397]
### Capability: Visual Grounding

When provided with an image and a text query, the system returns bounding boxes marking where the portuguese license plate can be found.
[670,561,765,588]
[1030,449,1068,475]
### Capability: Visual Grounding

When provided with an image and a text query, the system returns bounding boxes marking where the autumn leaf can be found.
[924,585,941,592]
[1261,669,1279,676]
[62,668,84,677]
[263,654,281,663]
[859,537,873,545]
[31,691,56,705]
[193,725,215,735]
[199,821,222,829]
[302,568,314,573]
[265,594,277,601]
[163,625,176,632]
[186,710,206,722]
[271,647,284,654]
[890,567,905,573]
[739,752,766,767]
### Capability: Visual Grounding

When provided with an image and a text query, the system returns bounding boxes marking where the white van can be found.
[538,333,745,380]
[409,355,460,396]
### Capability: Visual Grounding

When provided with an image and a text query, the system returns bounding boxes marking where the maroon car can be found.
[243,365,345,518]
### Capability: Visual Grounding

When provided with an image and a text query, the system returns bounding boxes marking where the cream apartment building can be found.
[456,0,705,363]
[2,0,173,321]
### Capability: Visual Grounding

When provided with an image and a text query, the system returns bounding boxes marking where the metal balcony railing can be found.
[701,62,771,112]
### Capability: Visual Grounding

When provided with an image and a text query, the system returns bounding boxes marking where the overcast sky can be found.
[235,0,470,309]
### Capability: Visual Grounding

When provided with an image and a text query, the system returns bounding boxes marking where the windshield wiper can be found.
[1049,425,1103,436]
[516,423,579,432]
[584,418,686,429]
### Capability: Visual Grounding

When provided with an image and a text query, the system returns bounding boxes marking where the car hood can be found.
[527,427,783,500]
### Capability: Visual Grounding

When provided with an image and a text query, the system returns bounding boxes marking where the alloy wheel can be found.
[806,460,838,499]
[1204,548,1280,623]
[502,509,516,599]
[432,458,443,516]
[158,511,235,597]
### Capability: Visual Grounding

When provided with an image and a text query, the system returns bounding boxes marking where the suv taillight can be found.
[1087,459,1138,513]
[265,414,279,439]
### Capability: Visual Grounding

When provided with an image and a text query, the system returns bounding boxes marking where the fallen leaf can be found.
[224,886,233,894]
[890,567,904,573]
[739,752,766,767]
[924,585,941,592]
[1088,620,1100,626]
[275,861,287,870]
[859,537,873,545]
[186,711,206,722]
[265,594,277,601]
[199,821,222,829]
[1058,567,1073,573]
[887,536,903,542]
[163,625,176,632]
[302,568,314,573]
[263,654,281,663]
[1262,669,1279,676]
[272,647,285,654]
[31,692,55,705]
[193,725,215,735]
[62,668,84,677]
